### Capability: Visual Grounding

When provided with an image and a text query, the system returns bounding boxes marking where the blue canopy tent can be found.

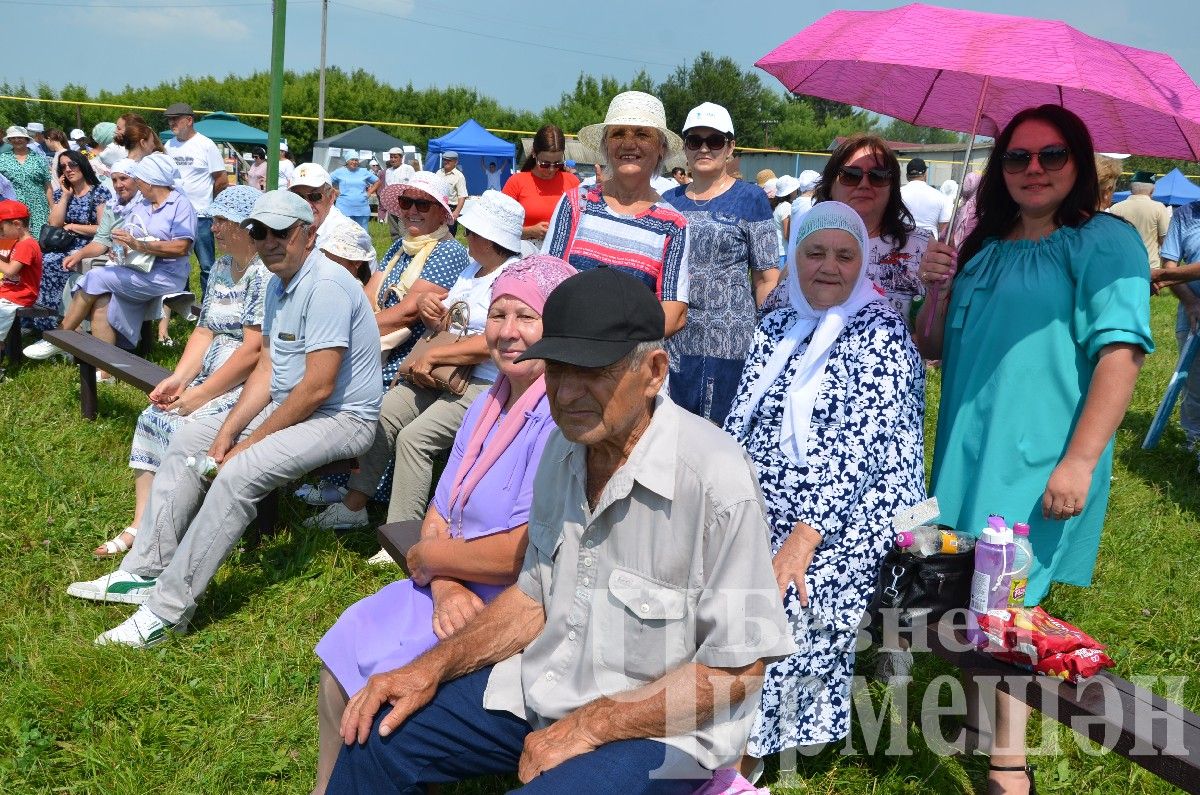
[1111,168,1200,206]
[161,111,267,145]
[426,119,516,196]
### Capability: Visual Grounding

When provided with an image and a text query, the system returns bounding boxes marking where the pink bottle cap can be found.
[1013,522,1030,537]
[896,530,914,549]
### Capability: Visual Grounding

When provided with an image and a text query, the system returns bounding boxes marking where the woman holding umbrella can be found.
[916,105,1152,794]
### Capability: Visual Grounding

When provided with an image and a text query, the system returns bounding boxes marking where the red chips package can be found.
[1035,647,1114,683]
[1020,607,1104,657]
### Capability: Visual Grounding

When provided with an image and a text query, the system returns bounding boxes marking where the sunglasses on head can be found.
[536,159,564,169]
[683,132,731,152]
[246,221,301,241]
[836,165,893,188]
[397,196,435,212]
[1000,145,1070,174]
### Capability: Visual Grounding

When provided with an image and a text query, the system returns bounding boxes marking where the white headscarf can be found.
[734,201,882,466]
[130,152,179,187]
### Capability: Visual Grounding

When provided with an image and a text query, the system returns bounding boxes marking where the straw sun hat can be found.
[577,91,683,161]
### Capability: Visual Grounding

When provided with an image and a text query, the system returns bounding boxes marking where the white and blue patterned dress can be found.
[723,300,927,753]
[128,255,269,471]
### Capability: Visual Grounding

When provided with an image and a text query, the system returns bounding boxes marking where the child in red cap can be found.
[0,199,44,363]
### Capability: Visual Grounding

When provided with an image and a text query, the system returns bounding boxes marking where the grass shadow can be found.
[1115,409,1200,521]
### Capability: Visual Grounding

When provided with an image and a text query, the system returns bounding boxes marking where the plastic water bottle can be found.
[910,524,943,556]
[969,515,1014,614]
[185,455,220,481]
[1007,522,1033,607]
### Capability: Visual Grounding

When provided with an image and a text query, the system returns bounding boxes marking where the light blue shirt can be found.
[262,249,382,421]
[1160,200,1200,335]
[330,166,378,218]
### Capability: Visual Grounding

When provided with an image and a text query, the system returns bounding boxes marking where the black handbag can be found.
[864,535,974,643]
[38,224,76,254]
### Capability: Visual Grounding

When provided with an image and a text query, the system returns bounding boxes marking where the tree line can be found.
[2,53,1193,178]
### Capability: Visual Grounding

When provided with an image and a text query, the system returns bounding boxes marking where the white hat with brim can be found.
[5,126,31,141]
[458,190,525,254]
[395,171,454,221]
[321,227,375,262]
[774,175,801,197]
[387,147,404,156]
[26,122,44,133]
[70,129,86,140]
[797,169,821,192]
[291,162,331,188]
[243,189,314,230]
[576,91,683,162]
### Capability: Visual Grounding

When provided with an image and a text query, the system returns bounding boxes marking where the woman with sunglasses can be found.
[916,105,1151,795]
[25,150,111,332]
[797,135,927,328]
[661,102,779,424]
[502,124,579,255]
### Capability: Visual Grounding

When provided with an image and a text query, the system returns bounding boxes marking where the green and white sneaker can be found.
[66,570,157,604]
[95,605,180,648]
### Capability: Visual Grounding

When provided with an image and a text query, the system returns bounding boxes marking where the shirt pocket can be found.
[597,567,688,682]
[271,336,306,357]
[526,521,561,601]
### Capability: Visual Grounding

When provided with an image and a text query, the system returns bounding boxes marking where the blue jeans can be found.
[327,666,709,794]
[193,216,215,299]
[669,354,747,426]
[351,216,370,233]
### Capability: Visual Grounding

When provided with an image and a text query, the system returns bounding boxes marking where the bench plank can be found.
[2,306,56,370]
[45,330,170,420]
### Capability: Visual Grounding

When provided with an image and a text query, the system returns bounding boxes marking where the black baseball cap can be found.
[906,157,927,175]
[516,267,665,368]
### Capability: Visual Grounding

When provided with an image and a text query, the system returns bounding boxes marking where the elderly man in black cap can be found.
[327,267,794,794]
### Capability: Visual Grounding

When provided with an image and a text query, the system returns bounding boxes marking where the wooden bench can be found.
[43,329,170,419]
[2,306,56,371]
[900,614,1200,792]
[252,457,359,542]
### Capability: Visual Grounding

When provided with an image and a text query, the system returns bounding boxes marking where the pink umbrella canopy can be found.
[756,3,1200,160]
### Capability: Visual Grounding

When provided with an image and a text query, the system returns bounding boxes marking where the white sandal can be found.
[94,527,137,558]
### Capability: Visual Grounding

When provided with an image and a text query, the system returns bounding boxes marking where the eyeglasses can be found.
[246,221,302,241]
[397,196,435,212]
[683,132,731,152]
[536,159,565,169]
[59,162,79,173]
[291,188,325,204]
[836,165,893,188]
[1000,145,1070,174]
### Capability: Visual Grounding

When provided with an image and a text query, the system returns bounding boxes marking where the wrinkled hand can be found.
[340,662,440,745]
[416,293,447,330]
[406,538,439,586]
[404,348,439,389]
[429,578,485,640]
[171,389,205,417]
[530,221,550,237]
[207,431,237,464]
[1042,457,1094,520]
[918,241,958,307]
[149,374,186,408]
[62,249,83,272]
[517,715,602,783]
[773,523,821,606]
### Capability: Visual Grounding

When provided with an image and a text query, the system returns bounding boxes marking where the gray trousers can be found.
[1177,330,1200,447]
[122,402,375,625]
[348,377,489,523]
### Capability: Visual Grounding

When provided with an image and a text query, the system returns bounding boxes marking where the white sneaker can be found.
[24,339,63,360]
[95,605,180,648]
[367,548,396,566]
[67,570,157,604]
[302,502,368,531]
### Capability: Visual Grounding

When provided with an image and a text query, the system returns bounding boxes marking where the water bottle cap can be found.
[896,530,914,549]
[981,527,1013,545]
[1013,522,1030,537]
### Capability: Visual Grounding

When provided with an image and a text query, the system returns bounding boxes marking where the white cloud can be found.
[87,7,250,42]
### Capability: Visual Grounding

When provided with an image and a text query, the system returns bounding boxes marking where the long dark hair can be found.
[57,149,99,188]
[813,133,914,247]
[959,105,1098,265]
[520,124,567,172]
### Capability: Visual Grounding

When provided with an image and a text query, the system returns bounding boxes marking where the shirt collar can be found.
[559,394,678,502]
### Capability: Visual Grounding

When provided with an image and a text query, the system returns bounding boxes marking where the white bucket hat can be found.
[577,91,683,161]
[774,175,801,197]
[458,190,525,254]
[797,169,821,192]
[321,226,375,262]
[5,126,31,141]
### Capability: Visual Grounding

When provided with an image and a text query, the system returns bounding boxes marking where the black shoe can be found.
[988,763,1036,795]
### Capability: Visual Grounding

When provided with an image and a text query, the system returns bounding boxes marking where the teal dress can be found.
[931,214,1153,605]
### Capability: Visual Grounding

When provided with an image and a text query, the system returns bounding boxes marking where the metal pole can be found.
[317,0,328,141]
[266,0,287,189]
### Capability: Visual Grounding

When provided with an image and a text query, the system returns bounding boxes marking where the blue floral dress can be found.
[723,300,926,753]
[128,255,269,471]
[29,185,111,331]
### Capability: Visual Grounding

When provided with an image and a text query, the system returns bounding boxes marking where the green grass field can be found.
[1,235,1196,793]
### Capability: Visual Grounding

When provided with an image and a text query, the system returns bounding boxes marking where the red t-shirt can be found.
[0,236,43,306]
[502,170,581,229]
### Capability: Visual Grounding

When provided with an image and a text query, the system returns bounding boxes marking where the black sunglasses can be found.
[836,165,893,188]
[536,159,564,169]
[246,221,302,241]
[397,196,435,212]
[1001,145,1070,174]
[683,132,731,152]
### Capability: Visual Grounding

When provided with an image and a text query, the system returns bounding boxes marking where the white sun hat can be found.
[577,91,683,160]
[321,225,375,262]
[797,169,822,192]
[458,190,525,254]
[682,102,734,136]
[774,174,801,197]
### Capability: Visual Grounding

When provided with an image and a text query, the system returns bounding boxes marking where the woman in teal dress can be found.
[0,127,53,235]
[916,105,1152,795]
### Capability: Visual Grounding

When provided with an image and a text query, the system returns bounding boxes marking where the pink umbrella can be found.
[756,3,1200,160]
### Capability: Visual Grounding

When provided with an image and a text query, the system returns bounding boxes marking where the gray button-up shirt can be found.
[484,396,796,769]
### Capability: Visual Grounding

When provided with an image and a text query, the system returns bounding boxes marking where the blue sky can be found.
[10,0,1199,115]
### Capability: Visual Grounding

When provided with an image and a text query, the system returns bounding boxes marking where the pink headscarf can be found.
[444,255,576,531]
